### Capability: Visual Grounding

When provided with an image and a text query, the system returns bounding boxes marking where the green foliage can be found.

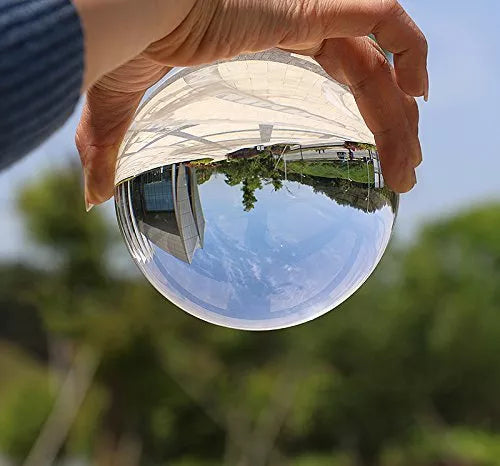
[189,158,214,166]
[241,176,261,211]
[291,453,353,466]
[1,167,500,465]
[0,344,54,459]
[217,153,282,211]
[17,168,111,265]
[384,427,500,466]
[0,382,53,459]
[196,153,391,213]
[281,160,374,184]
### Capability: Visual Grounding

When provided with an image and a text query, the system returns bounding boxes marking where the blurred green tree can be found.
[1,166,500,466]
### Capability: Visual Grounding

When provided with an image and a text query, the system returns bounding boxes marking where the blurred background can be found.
[1,1,499,465]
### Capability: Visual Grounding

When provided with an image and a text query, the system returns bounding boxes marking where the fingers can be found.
[315,37,421,193]
[281,0,428,99]
[338,0,427,98]
[76,58,171,207]
[142,0,428,103]
[371,2,429,99]
[401,90,421,166]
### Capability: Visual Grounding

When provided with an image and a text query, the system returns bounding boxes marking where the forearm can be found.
[73,0,197,90]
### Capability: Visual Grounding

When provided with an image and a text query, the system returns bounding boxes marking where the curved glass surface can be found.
[114,50,398,330]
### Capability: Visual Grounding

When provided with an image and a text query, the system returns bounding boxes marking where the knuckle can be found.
[279,0,332,47]
[350,53,392,96]
[379,0,399,17]
[380,0,428,57]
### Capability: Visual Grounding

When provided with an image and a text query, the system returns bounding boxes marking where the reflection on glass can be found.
[132,164,205,264]
[114,50,399,330]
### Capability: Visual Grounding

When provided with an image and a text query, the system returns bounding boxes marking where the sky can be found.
[143,175,394,330]
[0,0,499,260]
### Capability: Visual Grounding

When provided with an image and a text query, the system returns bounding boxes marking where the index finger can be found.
[315,36,420,192]
[302,0,428,99]
[372,1,429,99]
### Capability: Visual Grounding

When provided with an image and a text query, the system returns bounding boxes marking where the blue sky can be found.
[144,175,394,330]
[0,0,499,260]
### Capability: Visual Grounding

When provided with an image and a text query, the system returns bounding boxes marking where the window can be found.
[143,178,174,212]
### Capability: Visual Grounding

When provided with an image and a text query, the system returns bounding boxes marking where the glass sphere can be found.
[114,50,398,330]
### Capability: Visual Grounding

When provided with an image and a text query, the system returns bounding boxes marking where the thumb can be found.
[76,58,170,208]
[76,87,143,209]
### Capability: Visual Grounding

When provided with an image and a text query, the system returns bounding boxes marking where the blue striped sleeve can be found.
[0,0,84,170]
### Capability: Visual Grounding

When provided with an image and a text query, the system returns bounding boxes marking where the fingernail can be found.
[423,72,429,102]
[83,171,94,212]
[85,199,94,212]
[411,170,417,187]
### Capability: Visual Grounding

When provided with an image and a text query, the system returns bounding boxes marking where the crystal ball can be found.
[114,50,398,330]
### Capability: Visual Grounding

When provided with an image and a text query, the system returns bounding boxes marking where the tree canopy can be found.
[1,167,500,466]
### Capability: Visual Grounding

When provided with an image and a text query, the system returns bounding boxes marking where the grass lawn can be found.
[279,160,374,184]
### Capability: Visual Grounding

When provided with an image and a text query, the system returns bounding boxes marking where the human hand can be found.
[75,0,428,209]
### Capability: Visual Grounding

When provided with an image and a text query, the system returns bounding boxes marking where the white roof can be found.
[115,51,375,184]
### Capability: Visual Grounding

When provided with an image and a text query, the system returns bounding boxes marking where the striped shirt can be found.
[0,0,83,170]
